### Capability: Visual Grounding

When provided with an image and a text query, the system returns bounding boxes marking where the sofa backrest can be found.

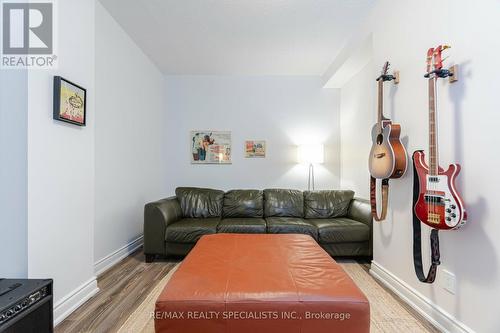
[263,189,304,217]
[223,190,264,218]
[303,190,354,219]
[175,187,225,218]
[174,187,358,219]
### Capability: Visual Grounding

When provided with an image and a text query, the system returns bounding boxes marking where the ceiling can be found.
[99,0,376,75]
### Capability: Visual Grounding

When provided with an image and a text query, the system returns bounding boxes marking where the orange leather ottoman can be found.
[155,234,370,333]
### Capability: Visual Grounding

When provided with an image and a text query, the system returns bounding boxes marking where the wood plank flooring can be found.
[55,249,439,333]
[55,250,179,333]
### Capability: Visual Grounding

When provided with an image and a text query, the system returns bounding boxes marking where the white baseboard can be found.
[53,237,144,327]
[94,235,144,276]
[54,277,99,326]
[370,261,474,333]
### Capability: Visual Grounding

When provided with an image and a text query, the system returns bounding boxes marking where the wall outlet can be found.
[441,269,456,294]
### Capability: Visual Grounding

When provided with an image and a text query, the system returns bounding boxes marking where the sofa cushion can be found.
[308,218,370,243]
[217,218,266,234]
[266,217,317,240]
[175,187,224,218]
[165,218,220,243]
[223,190,263,218]
[304,190,354,219]
[264,189,304,217]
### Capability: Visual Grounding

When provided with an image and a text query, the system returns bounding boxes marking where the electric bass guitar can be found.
[413,46,467,230]
[368,62,407,221]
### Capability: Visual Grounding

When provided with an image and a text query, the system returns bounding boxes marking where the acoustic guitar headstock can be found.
[377,61,396,82]
[381,61,390,76]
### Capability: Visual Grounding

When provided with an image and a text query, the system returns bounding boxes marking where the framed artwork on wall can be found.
[191,131,231,164]
[53,76,87,126]
[245,140,266,158]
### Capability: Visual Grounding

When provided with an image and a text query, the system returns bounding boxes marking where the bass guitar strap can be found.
[370,177,389,221]
[412,152,441,283]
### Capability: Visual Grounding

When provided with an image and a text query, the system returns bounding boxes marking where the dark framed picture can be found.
[53,76,87,126]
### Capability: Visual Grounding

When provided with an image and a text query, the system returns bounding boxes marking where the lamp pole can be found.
[298,143,323,192]
[308,163,315,191]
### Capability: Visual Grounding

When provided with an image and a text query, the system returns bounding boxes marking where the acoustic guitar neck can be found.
[377,79,384,127]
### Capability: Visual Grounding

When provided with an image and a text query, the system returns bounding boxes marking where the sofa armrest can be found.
[347,198,373,256]
[347,198,372,226]
[144,196,182,256]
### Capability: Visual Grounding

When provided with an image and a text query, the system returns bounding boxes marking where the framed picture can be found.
[245,140,266,158]
[191,131,231,164]
[53,76,87,126]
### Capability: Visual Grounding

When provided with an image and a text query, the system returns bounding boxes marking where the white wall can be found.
[164,76,340,194]
[26,0,97,323]
[0,70,28,278]
[1,0,169,324]
[94,2,167,268]
[337,1,500,332]
[339,61,374,198]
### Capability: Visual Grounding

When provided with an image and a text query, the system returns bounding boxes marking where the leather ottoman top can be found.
[155,234,370,333]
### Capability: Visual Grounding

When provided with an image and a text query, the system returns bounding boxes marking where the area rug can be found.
[118,261,437,333]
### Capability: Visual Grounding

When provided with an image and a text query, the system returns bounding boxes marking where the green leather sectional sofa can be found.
[143,187,372,262]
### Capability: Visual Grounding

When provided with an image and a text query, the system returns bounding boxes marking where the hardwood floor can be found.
[55,250,179,333]
[56,249,438,333]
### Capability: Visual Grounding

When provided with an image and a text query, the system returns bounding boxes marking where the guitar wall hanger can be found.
[376,70,400,84]
[424,68,452,78]
[449,65,458,83]
[424,66,458,82]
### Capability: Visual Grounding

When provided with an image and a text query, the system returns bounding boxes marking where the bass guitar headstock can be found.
[425,45,454,79]
[433,45,451,70]
[426,48,434,74]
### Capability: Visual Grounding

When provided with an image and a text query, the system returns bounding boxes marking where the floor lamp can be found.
[297,144,324,191]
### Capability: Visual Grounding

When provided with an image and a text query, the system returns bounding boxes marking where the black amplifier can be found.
[0,279,53,333]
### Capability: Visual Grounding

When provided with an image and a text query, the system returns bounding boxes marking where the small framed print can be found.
[245,140,266,158]
[53,76,87,126]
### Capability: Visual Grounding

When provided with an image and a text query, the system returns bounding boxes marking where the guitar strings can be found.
[430,74,436,222]
[432,75,438,221]
[432,75,435,220]
[431,75,433,220]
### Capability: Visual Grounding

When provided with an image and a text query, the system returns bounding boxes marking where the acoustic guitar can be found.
[369,62,407,180]
[368,62,408,221]
[413,46,467,230]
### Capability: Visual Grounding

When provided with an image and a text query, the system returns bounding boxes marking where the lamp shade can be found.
[297,144,324,164]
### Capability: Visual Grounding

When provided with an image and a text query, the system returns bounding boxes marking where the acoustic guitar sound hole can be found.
[376,133,383,145]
